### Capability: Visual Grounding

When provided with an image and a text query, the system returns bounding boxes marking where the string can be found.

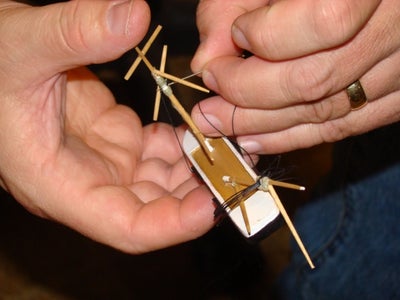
[197,100,226,136]
[231,105,238,138]
[198,102,258,168]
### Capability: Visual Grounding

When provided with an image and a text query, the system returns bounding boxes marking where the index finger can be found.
[191,0,266,73]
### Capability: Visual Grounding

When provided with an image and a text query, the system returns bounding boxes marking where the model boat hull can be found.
[182,130,281,239]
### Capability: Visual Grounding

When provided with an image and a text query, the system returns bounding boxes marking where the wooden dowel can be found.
[268,179,305,191]
[154,90,161,121]
[153,45,168,121]
[268,185,315,269]
[134,47,213,162]
[134,48,208,94]
[153,69,210,93]
[167,92,214,162]
[124,25,163,80]
[239,201,251,235]
[134,47,155,72]
[222,176,254,188]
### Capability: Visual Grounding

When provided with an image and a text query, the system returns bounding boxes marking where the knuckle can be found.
[283,56,334,102]
[221,70,248,105]
[237,109,257,133]
[320,120,351,143]
[258,27,279,58]
[244,10,280,59]
[56,2,93,56]
[309,99,336,123]
[251,18,276,57]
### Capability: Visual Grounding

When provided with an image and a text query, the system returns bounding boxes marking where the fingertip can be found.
[181,185,215,234]
[108,0,150,38]
[191,99,224,136]
[231,23,251,51]
[237,138,263,155]
[202,69,219,92]
[191,43,207,73]
[9,0,151,78]
[100,0,151,60]
[124,0,151,42]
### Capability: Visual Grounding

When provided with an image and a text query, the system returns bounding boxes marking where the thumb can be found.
[0,0,150,83]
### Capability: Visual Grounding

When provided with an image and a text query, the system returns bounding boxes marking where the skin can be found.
[191,0,400,154]
[0,0,214,253]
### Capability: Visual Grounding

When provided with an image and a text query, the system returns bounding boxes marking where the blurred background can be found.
[1,1,333,299]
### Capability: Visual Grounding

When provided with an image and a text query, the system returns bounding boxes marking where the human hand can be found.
[192,0,400,154]
[0,0,214,253]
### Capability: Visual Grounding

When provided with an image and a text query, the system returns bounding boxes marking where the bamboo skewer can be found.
[153,45,168,121]
[268,179,305,191]
[239,201,251,235]
[162,89,214,162]
[132,47,209,94]
[124,25,163,80]
[268,185,315,269]
[135,47,155,72]
[134,48,214,162]
[153,69,210,93]
[227,178,251,235]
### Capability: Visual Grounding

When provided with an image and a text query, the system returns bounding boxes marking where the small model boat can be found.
[125,25,315,269]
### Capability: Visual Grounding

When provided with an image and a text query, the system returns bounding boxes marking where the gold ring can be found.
[346,80,368,110]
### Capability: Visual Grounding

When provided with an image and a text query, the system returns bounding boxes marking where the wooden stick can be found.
[167,92,214,162]
[124,25,163,80]
[268,185,315,269]
[135,47,155,72]
[239,201,251,235]
[268,179,305,191]
[153,69,210,93]
[153,45,168,121]
[227,179,251,235]
[222,176,253,188]
[135,48,207,95]
[135,48,214,162]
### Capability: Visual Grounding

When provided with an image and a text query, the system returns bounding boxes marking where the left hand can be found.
[0,0,214,253]
[191,0,400,154]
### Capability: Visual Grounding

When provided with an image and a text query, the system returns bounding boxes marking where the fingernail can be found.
[193,111,222,134]
[108,0,132,35]
[232,24,250,50]
[202,70,219,92]
[239,139,262,154]
[202,114,222,132]
[191,47,205,74]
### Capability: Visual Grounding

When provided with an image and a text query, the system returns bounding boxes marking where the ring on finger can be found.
[346,80,368,110]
